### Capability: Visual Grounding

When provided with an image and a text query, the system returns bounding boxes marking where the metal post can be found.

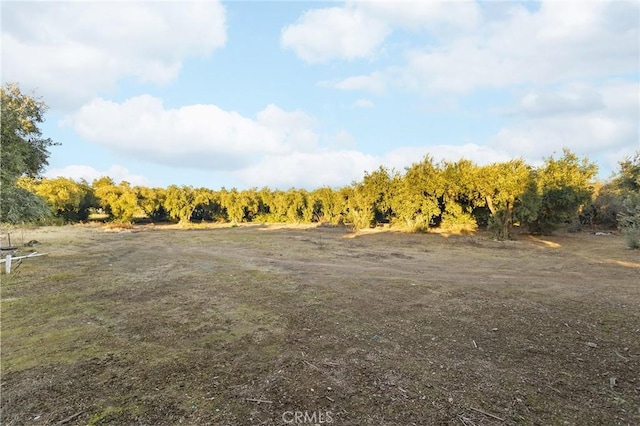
[5,254,12,274]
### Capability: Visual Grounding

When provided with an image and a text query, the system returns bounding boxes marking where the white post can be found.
[5,254,12,274]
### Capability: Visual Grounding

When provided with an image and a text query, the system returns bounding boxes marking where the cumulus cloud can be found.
[300,1,638,94]
[518,87,605,118]
[281,1,483,63]
[281,6,390,63]
[44,165,152,187]
[1,1,227,109]
[383,144,512,171]
[66,95,515,189]
[491,81,640,167]
[65,96,319,171]
[235,150,378,189]
[234,143,512,190]
[397,1,638,94]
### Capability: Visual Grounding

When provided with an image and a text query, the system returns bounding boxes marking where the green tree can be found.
[477,159,532,240]
[613,152,640,194]
[136,186,168,222]
[20,177,96,222]
[440,159,482,229]
[613,152,640,248]
[163,186,217,224]
[358,166,395,224]
[311,187,344,225]
[390,156,444,231]
[1,83,57,223]
[94,179,140,223]
[220,188,245,223]
[526,149,598,233]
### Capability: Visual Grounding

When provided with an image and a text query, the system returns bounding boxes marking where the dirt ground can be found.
[1,223,639,425]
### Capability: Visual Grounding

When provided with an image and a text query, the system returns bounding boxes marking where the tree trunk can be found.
[486,195,496,215]
[502,201,512,240]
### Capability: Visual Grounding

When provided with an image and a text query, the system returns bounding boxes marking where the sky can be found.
[2,0,639,190]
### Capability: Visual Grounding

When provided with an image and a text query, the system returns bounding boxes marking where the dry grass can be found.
[1,224,639,425]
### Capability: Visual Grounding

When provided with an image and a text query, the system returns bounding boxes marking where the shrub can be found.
[618,192,640,249]
[623,228,640,249]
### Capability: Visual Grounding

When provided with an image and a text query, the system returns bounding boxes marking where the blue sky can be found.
[2,1,639,189]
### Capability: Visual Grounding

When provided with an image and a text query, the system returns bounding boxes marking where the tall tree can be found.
[477,159,532,240]
[1,83,57,223]
[19,177,96,222]
[613,151,640,194]
[164,186,217,224]
[358,166,395,224]
[613,151,640,248]
[390,156,444,231]
[440,159,482,229]
[136,186,168,222]
[526,149,598,233]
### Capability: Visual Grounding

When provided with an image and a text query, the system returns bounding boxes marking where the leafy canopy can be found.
[1,83,57,223]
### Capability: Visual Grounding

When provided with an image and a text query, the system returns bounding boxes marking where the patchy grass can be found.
[1,224,639,425]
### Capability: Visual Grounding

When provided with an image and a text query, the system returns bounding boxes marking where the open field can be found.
[1,224,639,425]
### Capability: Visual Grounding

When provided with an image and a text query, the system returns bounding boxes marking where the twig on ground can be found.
[469,407,505,422]
[472,340,477,348]
[546,384,561,394]
[245,398,273,404]
[56,411,84,425]
[325,396,334,402]
[615,351,629,361]
[302,360,323,372]
[458,415,476,426]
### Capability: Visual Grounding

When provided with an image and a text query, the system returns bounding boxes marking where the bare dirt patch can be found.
[1,224,639,425]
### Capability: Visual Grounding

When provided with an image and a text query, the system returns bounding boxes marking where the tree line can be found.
[2,83,639,246]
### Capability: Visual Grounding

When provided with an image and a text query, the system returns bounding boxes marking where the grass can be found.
[1,224,639,425]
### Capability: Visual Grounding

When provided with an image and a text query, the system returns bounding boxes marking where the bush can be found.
[623,227,640,249]
[440,212,478,233]
[0,187,51,224]
[619,192,640,249]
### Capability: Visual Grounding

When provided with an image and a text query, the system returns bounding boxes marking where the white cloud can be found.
[281,6,390,63]
[44,165,152,187]
[235,150,378,189]
[67,94,515,189]
[66,96,318,170]
[383,144,512,171]
[235,143,512,190]
[1,1,226,109]
[518,86,605,118]
[398,1,638,94]
[491,81,640,167]
[307,1,637,95]
[281,1,482,63]
[324,73,387,94]
[356,0,481,33]
[354,99,375,108]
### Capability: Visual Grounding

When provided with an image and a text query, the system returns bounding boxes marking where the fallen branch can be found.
[458,415,477,426]
[545,384,561,394]
[56,411,84,425]
[615,351,629,361]
[325,396,334,402]
[303,360,323,372]
[245,398,273,404]
[470,407,505,422]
